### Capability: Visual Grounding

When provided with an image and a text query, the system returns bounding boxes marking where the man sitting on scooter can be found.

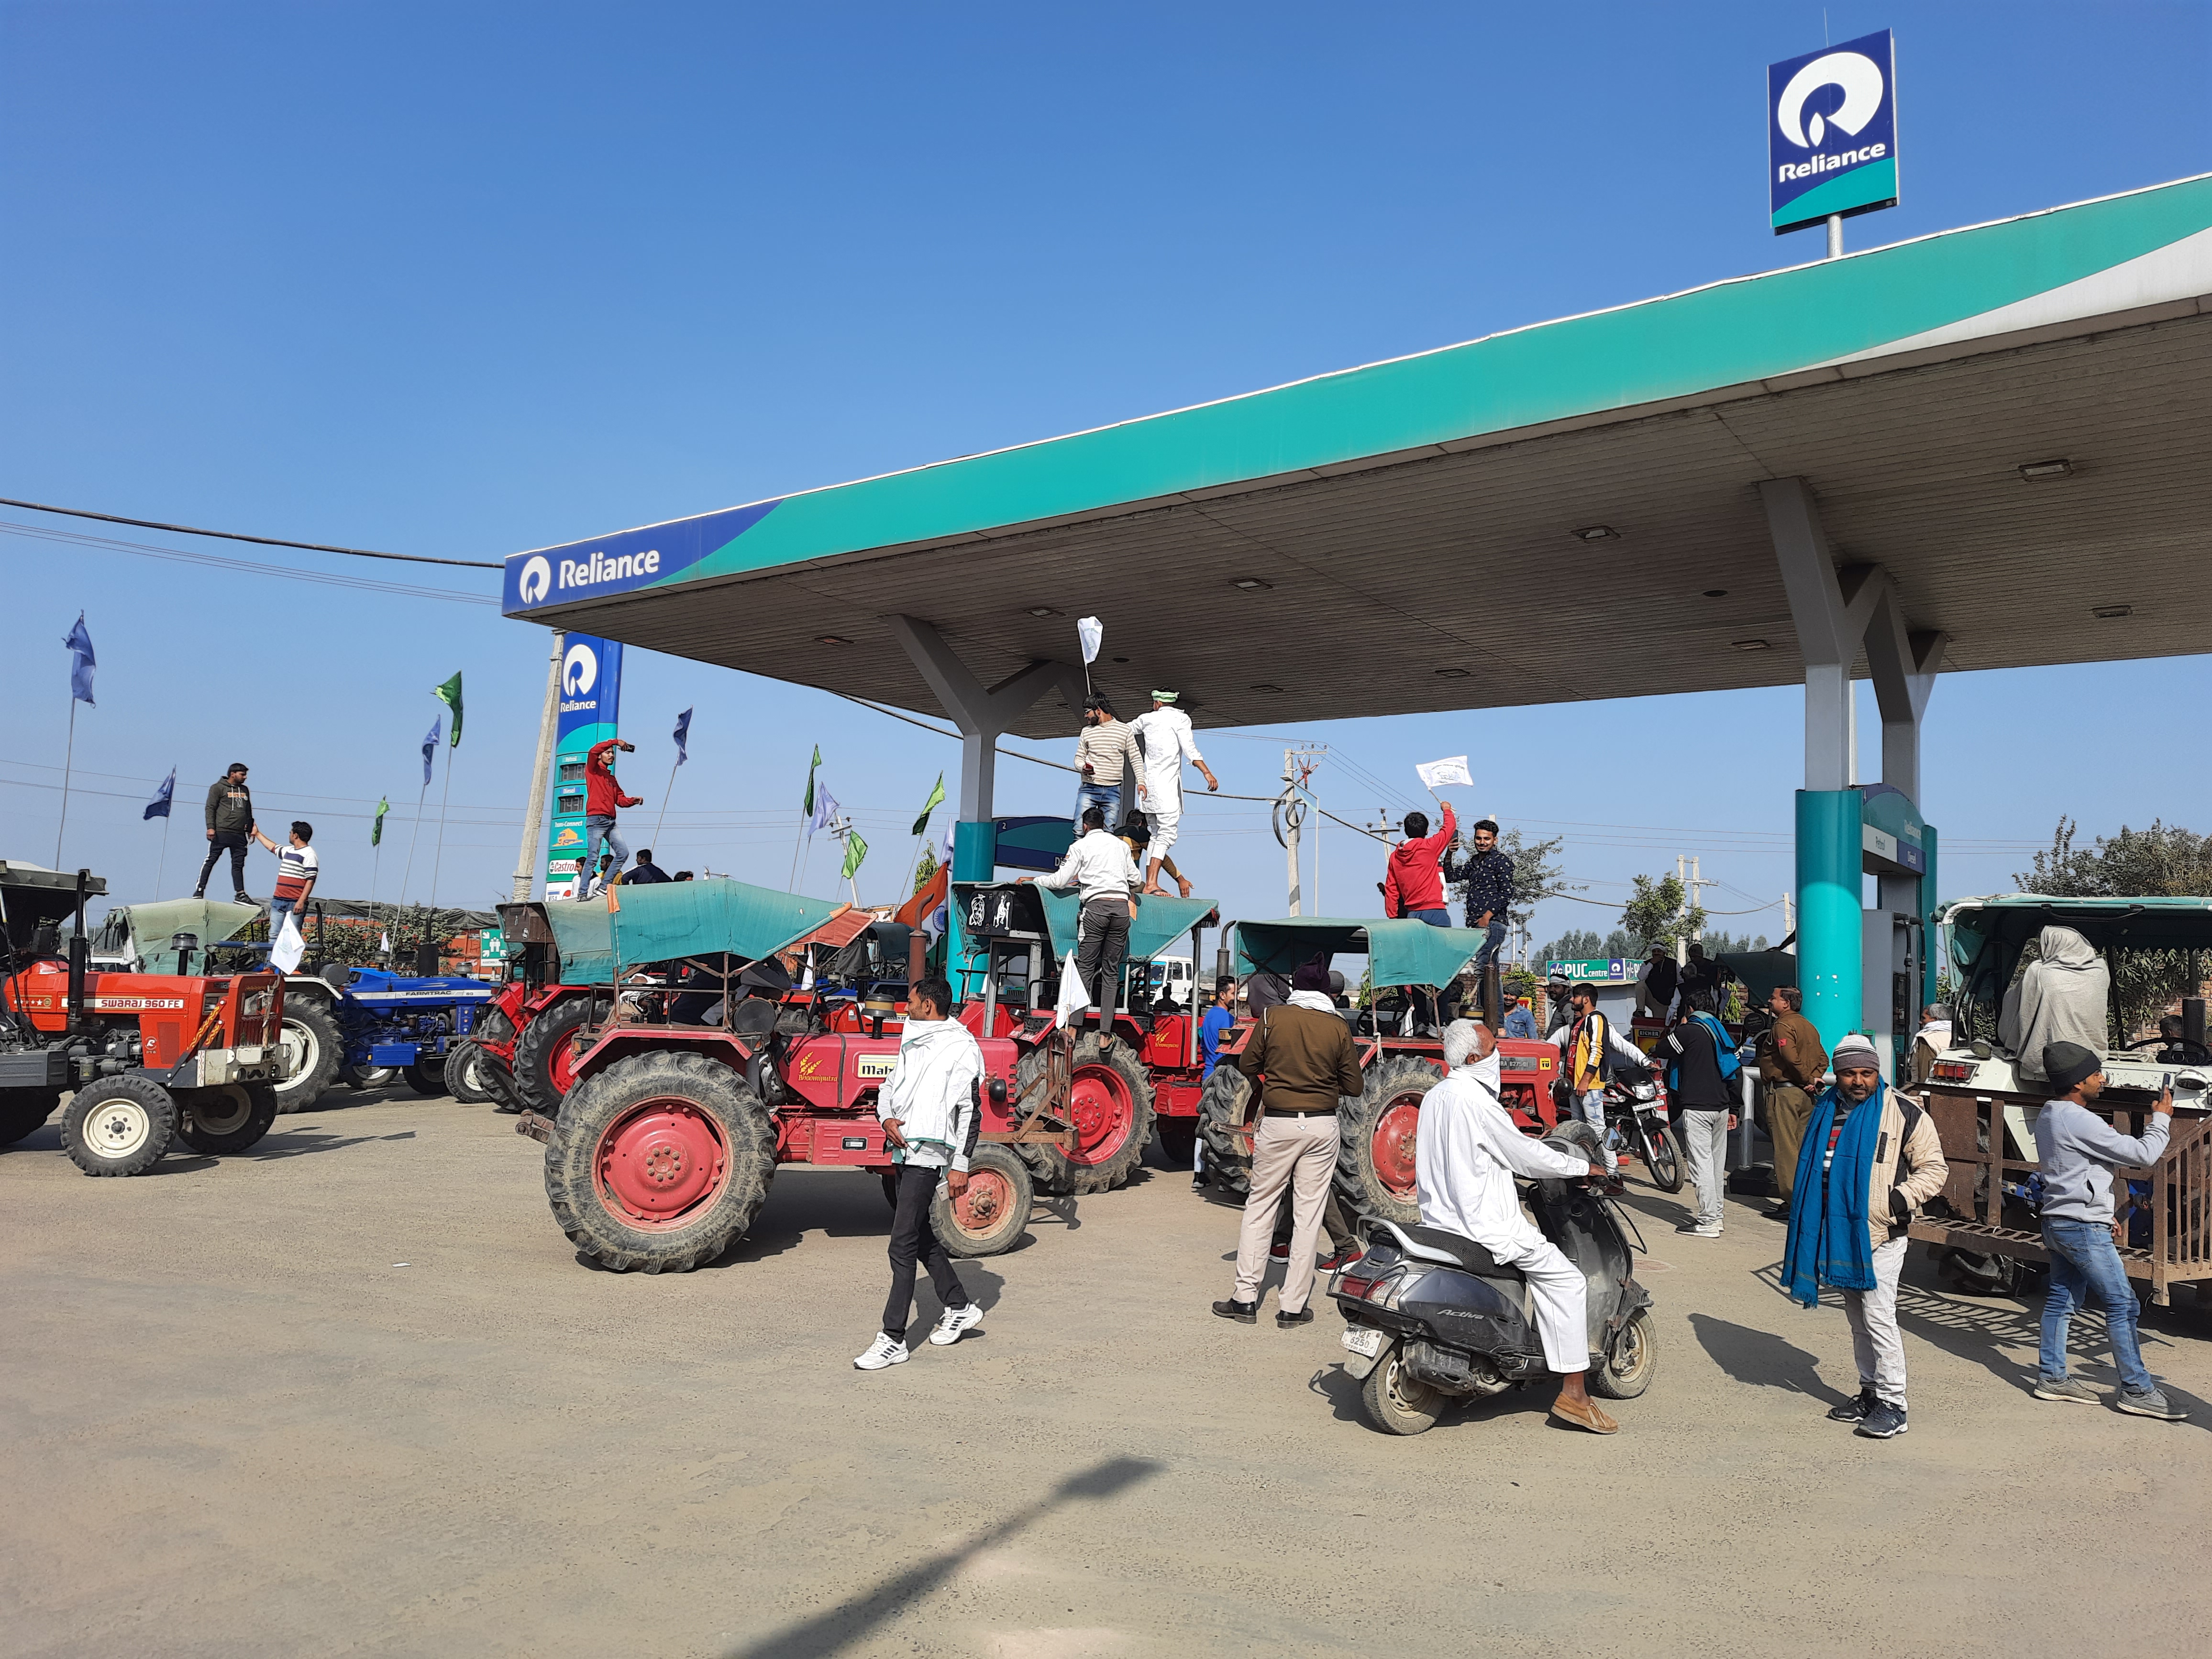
[1415,1019,1619,1436]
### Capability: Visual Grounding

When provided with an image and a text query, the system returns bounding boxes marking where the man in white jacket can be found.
[1126,689,1217,896]
[855,977,987,1371]
[1414,1019,1617,1434]
[1030,805,1143,1034]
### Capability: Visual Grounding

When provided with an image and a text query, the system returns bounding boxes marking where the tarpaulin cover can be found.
[1034,890,1215,966]
[1232,916,1485,990]
[570,878,850,980]
[1941,894,2212,970]
[89,898,262,973]
[542,901,616,984]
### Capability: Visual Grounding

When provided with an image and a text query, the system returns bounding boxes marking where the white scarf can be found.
[1453,1049,1504,1105]
[1288,989,1336,1013]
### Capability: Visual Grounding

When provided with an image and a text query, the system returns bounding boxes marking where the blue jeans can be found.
[584,815,629,876]
[267,897,298,942]
[2041,1218,2153,1393]
[1578,1087,1608,1144]
[1073,779,1123,832]
[1471,917,1508,972]
[1409,907,1450,927]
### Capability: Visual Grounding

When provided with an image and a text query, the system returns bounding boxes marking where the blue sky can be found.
[3,1,2207,947]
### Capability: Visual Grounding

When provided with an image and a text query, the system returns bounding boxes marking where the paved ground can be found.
[4,1090,2209,1659]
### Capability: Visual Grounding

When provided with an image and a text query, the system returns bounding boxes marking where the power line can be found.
[0,495,502,568]
[0,520,494,605]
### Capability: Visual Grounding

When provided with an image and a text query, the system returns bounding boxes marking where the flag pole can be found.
[652,758,678,854]
[54,698,77,867]
[155,812,172,900]
[428,746,456,907]
[398,779,430,905]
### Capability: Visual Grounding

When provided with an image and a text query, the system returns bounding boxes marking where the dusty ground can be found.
[3,1090,2208,1659]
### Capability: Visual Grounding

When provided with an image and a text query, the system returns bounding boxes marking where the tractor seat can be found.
[1388,1221,1517,1279]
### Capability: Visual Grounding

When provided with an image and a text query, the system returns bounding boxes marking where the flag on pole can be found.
[421,716,441,784]
[372,796,389,845]
[433,672,464,746]
[143,769,175,820]
[64,613,96,705]
[911,773,945,836]
[840,829,869,881]
[811,785,840,835]
[801,744,821,815]
[672,708,693,766]
[380,929,391,954]
[1415,755,1473,790]
[1076,617,1104,665]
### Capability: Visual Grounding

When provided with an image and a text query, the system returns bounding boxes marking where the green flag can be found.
[433,671,464,746]
[371,796,389,846]
[802,744,821,815]
[910,773,945,837]
[840,830,868,882]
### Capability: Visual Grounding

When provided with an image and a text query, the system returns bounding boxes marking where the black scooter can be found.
[1330,1146,1658,1435]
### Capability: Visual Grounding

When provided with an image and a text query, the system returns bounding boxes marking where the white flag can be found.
[1416,755,1473,790]
[1055,949,1090,1029]
[381,930,392,954]
[270,912,307,975]
[1076,616,1104,665]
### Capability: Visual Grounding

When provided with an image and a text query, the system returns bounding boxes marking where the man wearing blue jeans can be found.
[1446,816,1514,975]
[2030,1040,2183,1420]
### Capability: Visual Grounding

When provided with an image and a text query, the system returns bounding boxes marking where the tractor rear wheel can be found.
[444,1038,497,1105]
[514,994,605,1117]
[1196,1065,1254,1200]
[176,1083,281,1155]
[61,1074,178,1177]
[546,1049,775,1273]
[271,997,342,1114]
[1335,1055,1443,1228]
[1011,1032,1154,1195]
[0,1086,63,1148]
[930,1144,1034,1257]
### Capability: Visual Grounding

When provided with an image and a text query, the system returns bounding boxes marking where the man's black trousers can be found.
[195,831,250,896]
[883,1162,970,1343]
[1075,899,1131,1031]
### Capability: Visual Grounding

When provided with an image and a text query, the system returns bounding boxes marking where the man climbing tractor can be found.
[581,737,641,896]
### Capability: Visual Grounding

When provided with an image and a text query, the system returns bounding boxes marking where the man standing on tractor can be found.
[257,820,318,945]
[1072,697,1136,833]
[1382,802,1458,925]
[1127,689,1217,897]
[856,974,987,1371]
[193,762,259,903]
[1030,805,1142,1034]
[580,737,641,896]
[1444,815,1514,981]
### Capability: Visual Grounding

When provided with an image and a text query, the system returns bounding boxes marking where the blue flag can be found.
[64,613,95,706]
[144,768,175,821]
[673,707,693,767]
[422,715,441,785]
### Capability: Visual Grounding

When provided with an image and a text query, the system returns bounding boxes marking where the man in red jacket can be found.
[1382,802,1458,924]
[581,737,641,899]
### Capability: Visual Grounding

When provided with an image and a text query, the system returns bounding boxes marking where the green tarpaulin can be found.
[554,878,851,980]
[1941,894,2212,969]
[88,898,262,973]
[1033,890,1215,966]
[1232,916,1485,990]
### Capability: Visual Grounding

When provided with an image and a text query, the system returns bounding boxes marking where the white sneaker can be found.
[853,1333,909,1371]
[929,1303,984,1346]
[1689,1221,1724,1238]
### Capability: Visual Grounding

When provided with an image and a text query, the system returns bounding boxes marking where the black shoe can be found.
[1855,1402,1908,1439]
[1826,1389,1875,1424]
[1192,1173,1209,1193]
[1275,1307,1314,1328]
[1211,1298,1258,1324]
[191,889,206,900]
[1763,1204,1792,1221]
[235,893,258,906]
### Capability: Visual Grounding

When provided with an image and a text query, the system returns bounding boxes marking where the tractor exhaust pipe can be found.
[66,867,90,1033]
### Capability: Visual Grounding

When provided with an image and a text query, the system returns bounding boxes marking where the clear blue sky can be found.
[3,1,2206,948]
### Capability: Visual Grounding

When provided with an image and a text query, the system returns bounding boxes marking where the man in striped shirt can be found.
[257,820,318,946]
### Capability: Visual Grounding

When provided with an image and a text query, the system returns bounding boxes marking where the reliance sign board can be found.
[1768,30,1899,236]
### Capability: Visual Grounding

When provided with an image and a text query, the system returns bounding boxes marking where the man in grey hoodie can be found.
[2030,1040,2183,1419]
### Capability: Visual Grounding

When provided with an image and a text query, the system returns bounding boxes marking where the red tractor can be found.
[1,862,287,1174]
[1192,918,1564,1227]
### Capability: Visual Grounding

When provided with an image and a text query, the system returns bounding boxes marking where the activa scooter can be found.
[1330,1146,1658,1435]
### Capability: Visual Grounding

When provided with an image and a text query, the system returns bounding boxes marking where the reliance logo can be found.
[557,548,662,591]
[1773,48,1887,182]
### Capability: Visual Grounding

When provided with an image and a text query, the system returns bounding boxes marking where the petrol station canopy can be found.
[504,174,2212,739]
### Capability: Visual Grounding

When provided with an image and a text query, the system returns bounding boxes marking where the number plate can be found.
[1341,1326,1385,1359]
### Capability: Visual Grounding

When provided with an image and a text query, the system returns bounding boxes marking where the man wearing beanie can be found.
[1215,957,1362,1328]
[1779,1031,1947,1439]
[2029,1040,2183,1419]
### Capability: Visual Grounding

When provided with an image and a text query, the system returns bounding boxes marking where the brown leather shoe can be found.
[1550,1395,1620,1435]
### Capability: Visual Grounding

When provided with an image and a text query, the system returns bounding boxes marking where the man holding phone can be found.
[2030,1040,2184,1419]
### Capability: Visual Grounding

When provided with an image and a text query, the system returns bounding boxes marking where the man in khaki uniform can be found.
[1758,985,1827,1221]
[1214,959,1363,1328]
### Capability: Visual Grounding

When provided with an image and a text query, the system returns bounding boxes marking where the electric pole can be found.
[1273,747,1325,916]
[1674,853,1718,961]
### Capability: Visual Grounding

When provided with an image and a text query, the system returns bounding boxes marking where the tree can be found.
[2015,817,2212,897]
[1620,872,1704,955]
[912,848,939,895]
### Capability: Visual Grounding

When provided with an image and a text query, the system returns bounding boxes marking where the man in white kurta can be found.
[1414,1019,1618,1433]
[1125,690,1217,895]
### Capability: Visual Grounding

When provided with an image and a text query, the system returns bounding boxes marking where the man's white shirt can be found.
[1128,707,1203,813]
[1039,828,1141,909]
[1414,1052,1592,1262]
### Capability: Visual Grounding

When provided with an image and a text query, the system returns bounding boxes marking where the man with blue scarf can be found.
[1779,1032,1947,1440]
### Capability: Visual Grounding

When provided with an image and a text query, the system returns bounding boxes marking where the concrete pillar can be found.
[1796,790,1865,1051]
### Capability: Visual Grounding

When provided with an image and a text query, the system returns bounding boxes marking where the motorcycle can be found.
[1606,1065,1684,1194]
[1330,1137,1659,1436]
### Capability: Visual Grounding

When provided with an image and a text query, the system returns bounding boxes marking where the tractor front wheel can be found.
[444,1038,498,1105]
[1011,1032,1154,1195]
[403,1058,448,1096]
[176,1083,281,1155]
[1335,1055,1443,1228]
[930,1145,1034,1258]
[272,997,342,1114]
[546,1049,775,1273]
[514,994,605,1117]
[62,1074,178,1176]
[1196,1064,1254,1200]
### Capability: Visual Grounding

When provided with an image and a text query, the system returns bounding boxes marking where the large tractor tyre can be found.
[930,1144,1035,1258]
[547,1050,776,1273]
[480,1051,526,1114]
[271,996,342,1115]
[1196,1065,1255,1200]
[1335,1055,1445,1229]
[176,1083,281,1155]
[444,1038,498,1105]
[0,1087,64,1148]
[514,995,605,1117]
[1010,1032,1155,1195]
[403,1058,448,1097]
[61,1074,179,1177]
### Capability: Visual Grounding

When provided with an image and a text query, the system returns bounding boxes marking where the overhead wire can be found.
[0,519,495,605]
[0,495,502,568]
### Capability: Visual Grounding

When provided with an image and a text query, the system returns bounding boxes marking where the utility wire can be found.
[0,520,494,606]
[0,496,502,568]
